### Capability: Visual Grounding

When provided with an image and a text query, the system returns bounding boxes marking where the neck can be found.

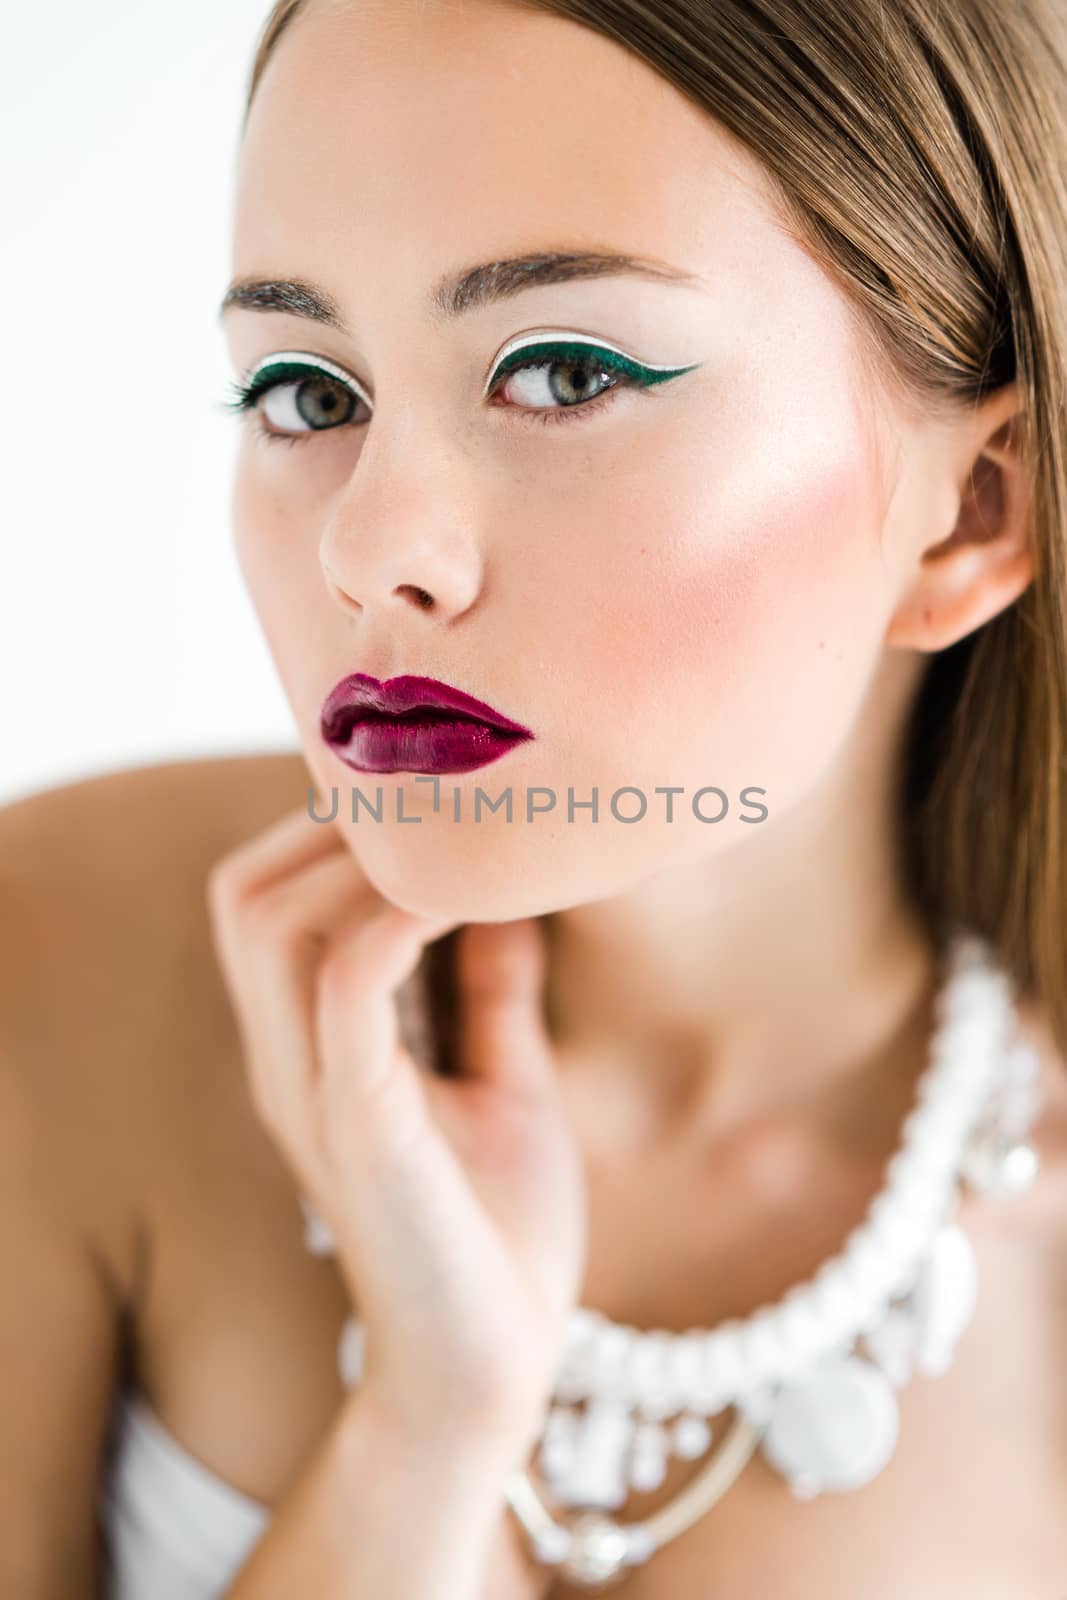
[539,684,942,1151]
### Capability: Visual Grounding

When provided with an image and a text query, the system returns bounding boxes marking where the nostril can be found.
[400,585,434,610]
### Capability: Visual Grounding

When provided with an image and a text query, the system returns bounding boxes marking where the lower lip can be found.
[324,715,533,775]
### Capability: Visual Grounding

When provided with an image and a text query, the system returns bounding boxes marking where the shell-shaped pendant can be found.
[550,1397,636,1510]
[539,1404,582,1486]
[759,1355,900,1496]
[628,1420,668,1491]
[863,1303,919,1387]
[910,1223,978,1377]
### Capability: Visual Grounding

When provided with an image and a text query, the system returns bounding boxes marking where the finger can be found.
[208,803,373,983]
[211,847,379,1183]
[452,919,555,1100]
[310,905,516,1326]
[207,801,355,910]
[314,904,445,1108]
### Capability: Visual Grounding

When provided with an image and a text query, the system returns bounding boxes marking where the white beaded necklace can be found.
[299,931,1043,1591]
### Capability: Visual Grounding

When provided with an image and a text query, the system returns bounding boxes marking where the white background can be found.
[0,1,298,808]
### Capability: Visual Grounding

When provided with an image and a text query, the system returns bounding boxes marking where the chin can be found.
[341,835,531,924]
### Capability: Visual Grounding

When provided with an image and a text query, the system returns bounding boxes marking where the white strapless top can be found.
[97,1390,271,1599]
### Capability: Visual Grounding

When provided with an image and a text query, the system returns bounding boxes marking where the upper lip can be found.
[320,673,532,742]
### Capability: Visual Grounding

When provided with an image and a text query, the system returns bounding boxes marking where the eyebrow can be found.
[217,250,704,331]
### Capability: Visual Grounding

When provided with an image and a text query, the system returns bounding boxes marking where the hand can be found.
[206,803,588,1449]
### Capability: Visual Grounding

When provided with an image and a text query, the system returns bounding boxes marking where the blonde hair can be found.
[242,0,1067,1065]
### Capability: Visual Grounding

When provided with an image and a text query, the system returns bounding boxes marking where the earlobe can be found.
[885,539,1034,651]
[885,387,1034,653]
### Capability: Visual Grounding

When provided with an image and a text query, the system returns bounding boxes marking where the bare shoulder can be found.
[0,750,312,1024]
[0,750,312,1298]
[0,747,311,895]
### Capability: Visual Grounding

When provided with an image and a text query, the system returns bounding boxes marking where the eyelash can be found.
[220,341,690,447]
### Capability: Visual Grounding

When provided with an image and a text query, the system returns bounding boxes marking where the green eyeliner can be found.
[223,339,702,423]
[484,336,702,397]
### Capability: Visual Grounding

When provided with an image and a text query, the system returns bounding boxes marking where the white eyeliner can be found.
[243,334,690,410]
[481,329,689,397]
[244,350,372,406]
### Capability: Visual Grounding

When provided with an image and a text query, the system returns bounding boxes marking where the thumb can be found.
[453,918,555,1098]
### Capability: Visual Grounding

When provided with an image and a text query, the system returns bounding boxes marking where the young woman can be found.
[3,0,1066,1595]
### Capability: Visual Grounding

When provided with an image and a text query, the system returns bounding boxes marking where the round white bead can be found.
[624,1330,674,1410]
[672,1412,712,1459]
[588,1324,636,1399]
[913,1088,974,1140]
[666,1331,708,1412]
[866,1200,921,1284]
[962,1134,1039,1195]
[997,1142,1040,1190]
[775,1288,828,1371]
[886,1149,949,1219]
[532,1524,572,1564]
[565,1307,604,1352]
[856,1287,893,1337]
[559,1514,633,1585]
[738,1307,787,1388]
[624,1523,655,1564]
[701,1322,746,1397]
[809,1262,864,1344]
[554,1365,594,1404]
[841,1227,889,1303]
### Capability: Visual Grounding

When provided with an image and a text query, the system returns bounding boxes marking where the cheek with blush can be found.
[556,442,892,810]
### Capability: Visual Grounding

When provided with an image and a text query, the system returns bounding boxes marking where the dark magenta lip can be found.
[319,673,534,775]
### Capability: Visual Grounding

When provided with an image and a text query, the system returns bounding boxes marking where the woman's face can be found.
[224,0,931,921]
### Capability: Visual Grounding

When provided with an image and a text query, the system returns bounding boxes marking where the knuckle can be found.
[210,870,313,953]
[316,929,373,1004]
[205,852,253,924]
[318,905,414,996]
[240,880,306,941]
[322,938,374,1019]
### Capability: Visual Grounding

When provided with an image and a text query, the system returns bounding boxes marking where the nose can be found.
[319,447,483,624]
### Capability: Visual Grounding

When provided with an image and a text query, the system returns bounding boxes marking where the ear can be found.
[885,382,1034,652]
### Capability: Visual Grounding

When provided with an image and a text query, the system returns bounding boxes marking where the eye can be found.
[484,337,701,429]
[220,340,702,444]
[221,353,369,444]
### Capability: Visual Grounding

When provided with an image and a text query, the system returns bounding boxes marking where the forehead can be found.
[232,0,792,301]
